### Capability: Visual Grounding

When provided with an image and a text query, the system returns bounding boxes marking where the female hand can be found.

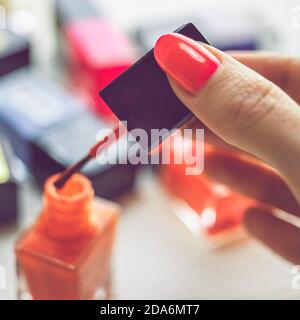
[154,33,300,264]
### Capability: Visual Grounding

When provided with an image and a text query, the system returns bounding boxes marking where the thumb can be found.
[154,33,300,202]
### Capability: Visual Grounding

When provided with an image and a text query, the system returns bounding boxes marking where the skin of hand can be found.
[154,33,300,264]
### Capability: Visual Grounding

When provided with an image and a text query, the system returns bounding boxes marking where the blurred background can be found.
[0,0,300,299]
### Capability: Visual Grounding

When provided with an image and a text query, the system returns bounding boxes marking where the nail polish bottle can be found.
[159,139,252,247]
[56,0,135,117]
[15,173,120,300]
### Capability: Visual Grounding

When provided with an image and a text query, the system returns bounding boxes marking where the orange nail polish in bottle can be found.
[159,138,253,247]
[15,173,120,300]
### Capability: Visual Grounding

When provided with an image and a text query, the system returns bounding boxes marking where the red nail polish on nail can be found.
[154,33,220,94]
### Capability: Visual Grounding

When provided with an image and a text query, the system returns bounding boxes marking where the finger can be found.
[244,208,300,265]
[154,33,300,202]
[229,52,300,103]
[179,51,300,154]
[204,150,300,217]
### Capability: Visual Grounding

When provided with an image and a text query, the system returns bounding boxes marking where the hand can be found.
[154,33,300,264]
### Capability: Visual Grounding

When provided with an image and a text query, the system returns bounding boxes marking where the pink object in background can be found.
[64,18,135,117]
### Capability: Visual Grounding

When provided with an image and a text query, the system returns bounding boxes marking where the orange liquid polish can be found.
[159,140,253,247]
[15,173,120,300]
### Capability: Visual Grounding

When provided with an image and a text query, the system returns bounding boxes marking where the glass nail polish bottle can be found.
[15,173,120,300]
[159,138,253,247]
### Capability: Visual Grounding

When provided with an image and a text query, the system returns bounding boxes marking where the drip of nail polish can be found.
[54,126,121,189]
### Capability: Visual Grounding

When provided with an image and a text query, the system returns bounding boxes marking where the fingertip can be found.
[154,32,221,94]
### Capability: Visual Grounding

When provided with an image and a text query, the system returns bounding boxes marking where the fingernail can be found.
[154,33,220,94]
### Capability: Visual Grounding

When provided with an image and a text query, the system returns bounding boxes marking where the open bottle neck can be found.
[42,173,95,240]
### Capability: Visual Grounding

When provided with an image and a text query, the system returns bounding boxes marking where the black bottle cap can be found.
[99,23,209,150]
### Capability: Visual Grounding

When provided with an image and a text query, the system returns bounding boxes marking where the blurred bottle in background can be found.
[134,6,278,52]
[159,136,253,247]
[56,0,136,118]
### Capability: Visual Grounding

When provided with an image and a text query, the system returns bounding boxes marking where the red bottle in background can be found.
[15,173,120,300]
[159,137,253,247]
[57,0,135,117]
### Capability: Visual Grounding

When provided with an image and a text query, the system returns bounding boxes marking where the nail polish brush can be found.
[54,126,121,189]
